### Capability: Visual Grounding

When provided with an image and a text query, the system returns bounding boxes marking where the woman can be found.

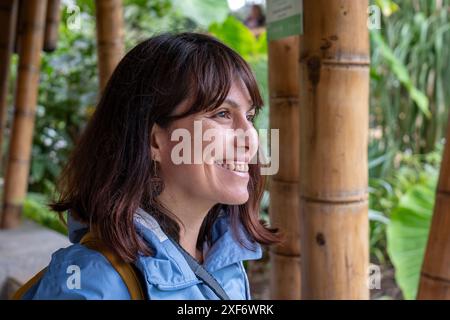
[19,32,281,300]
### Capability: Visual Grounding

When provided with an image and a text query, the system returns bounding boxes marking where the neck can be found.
[156,188,213,263]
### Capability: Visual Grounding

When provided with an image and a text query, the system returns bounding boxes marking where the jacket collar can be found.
[67,206,262,288]
[132,207,262,287]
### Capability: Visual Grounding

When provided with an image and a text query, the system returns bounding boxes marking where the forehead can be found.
[227,79,252,107]
[172,78,252,117]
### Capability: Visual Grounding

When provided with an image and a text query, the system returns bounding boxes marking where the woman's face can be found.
[151,80,259,209]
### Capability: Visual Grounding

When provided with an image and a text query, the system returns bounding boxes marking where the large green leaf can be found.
[209,16,267,60]
[172,0,229,27]
[386,180,436,299]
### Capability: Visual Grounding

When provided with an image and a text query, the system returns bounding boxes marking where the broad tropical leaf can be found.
[386,181,436,299]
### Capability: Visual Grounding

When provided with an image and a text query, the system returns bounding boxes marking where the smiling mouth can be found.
[213,161,249,173]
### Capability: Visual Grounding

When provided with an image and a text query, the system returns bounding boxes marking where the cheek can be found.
[158,139,184,179]
[202,126,251,204]
[247,127,259,159]
[157,129,210,187]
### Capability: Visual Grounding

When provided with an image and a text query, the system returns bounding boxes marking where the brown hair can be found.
[50,32,281,263]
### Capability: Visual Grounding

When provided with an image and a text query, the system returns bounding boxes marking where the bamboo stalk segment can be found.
[268,36,300,97]
[0,0,47,229]
[268,35,301,299]
[418,194,450,298]
[269,251,301,299]
[300,201,369,299]
[418,276,450,300]
[95,0,125,92]
[299,0,370,299]
[418,117,450,299]
[43,0,61,52]
[299,64,369,201]
[300,1,370,64]
[269,97,299,182]
[0,0,19,171]
[12,0,23,54]
[269,180,300,256]
[436,122,450,192]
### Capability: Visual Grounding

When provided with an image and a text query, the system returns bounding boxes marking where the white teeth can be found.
[214,161,249,173]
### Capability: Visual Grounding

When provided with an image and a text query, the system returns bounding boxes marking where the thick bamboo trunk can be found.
[268,35,301,299]
[0,0,19,173]
[43,0,61,52]
[417,116,450,299]
[0,0,47,229]
[95,0,125,92]
[299,0,370,299]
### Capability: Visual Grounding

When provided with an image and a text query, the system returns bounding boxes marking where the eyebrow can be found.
[223,99,256,112]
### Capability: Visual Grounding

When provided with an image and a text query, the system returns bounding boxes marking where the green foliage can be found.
[248,56,269,130]
[368,2,450,294]
[172,0,229,28]
[123,0,192,44]
[371,31,430,118]
[387,176,436,299]
[375,0,399,16]
[209,16,267,60]
[370,0,450,161]
[23,192,67,235]
[369,143,441,291]
[29,6,98,195]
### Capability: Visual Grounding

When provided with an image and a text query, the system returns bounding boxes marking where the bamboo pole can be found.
[0,0,19,173]
[43,0,61,52]
[268,35,301,299]
[299,0,370,299]
[417,116,450,299]
[94,0,125,92]
[0,0,47,229]
[12,0,23,54]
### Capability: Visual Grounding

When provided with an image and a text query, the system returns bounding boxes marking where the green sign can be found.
[267,0,303,41]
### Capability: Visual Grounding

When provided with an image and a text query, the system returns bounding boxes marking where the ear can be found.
[150,123,164,162]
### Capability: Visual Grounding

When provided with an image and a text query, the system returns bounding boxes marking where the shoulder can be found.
[22,243,130,300]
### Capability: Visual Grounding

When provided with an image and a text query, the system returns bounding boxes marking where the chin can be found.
[219,192,249,205]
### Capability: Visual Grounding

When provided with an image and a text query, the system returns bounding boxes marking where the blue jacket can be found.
[21,207,262,300]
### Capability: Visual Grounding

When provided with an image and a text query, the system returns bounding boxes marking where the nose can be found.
[233,114,258,162]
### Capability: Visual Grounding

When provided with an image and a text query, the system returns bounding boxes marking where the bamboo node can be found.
[14,108,37,118]
[307,56,321,86]
[421,271,450,285]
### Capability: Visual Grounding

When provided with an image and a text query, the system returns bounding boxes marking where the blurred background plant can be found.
[367,0,450,299]
[4,0,449,300]
[369,0,450,177]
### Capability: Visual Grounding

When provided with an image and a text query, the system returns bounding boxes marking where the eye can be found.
[247,113,256,122]
[213,110,231,119]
